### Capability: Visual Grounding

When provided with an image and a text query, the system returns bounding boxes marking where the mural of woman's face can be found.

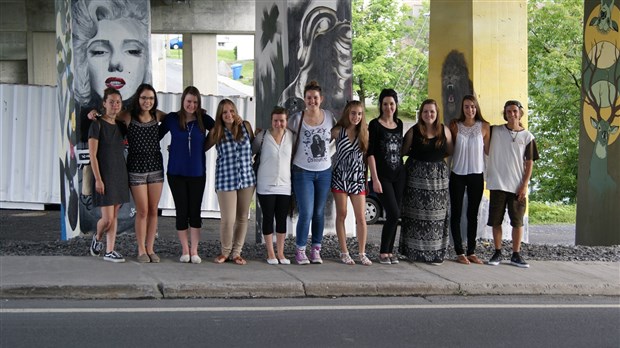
[87,18,147,101]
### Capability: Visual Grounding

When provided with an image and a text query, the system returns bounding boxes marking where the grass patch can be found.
[528,201,576,224]
[167,49,182,60]
[218,49,236,62]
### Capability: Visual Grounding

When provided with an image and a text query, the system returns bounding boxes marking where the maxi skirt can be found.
[400,159,450,262]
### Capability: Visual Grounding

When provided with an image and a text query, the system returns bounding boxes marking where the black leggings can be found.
[449,172,484,255]
[167,174,206,230]
[257,193,291,235]
[379,176,405,254]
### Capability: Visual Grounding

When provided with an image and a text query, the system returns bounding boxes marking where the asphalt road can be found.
[2,296,618,348]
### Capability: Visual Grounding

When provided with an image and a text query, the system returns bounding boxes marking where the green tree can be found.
[528,0,583,203]
[352,0,429,115]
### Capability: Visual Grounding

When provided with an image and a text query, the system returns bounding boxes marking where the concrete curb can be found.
[1,257,618,299]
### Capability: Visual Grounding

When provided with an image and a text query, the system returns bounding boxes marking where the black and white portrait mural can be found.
[441,50,474,125]
[71,0,151,234]
[255,0,352,234]
[256,0,352,124]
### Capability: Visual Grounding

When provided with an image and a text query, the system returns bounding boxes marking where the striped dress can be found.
[331,127,366,194]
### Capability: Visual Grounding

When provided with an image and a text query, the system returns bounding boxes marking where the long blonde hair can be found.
[211,99,244,143]
[336,100,369,153]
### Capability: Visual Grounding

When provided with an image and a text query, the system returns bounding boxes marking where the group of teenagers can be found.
[86,80,538,269]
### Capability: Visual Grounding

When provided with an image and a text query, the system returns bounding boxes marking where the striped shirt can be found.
[331,127,366,194]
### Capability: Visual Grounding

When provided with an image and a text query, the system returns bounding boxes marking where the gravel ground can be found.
[1,209,618,262]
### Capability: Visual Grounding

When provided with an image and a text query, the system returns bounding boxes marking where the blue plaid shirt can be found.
[215,124,256,191]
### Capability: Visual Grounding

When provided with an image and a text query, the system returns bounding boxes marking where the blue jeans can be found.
[292,165,332,248]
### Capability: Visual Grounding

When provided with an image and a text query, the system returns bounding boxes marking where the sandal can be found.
[232,256,247,265]
[213,254,227,264]
[359,253,373,266]
[467,254,484,264]
[456,254,471,265]
[340,252,355,265]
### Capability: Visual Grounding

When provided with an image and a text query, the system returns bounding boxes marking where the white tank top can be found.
[452,121,484,175]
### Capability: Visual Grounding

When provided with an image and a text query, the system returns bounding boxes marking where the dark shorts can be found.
[129,170,164,186]
[487,190,526,227]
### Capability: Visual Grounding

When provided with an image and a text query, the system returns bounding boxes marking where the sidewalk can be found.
[1,256,618,299]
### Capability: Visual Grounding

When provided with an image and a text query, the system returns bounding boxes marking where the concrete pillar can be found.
[576,0,620,246]
[428,0,528,241]
[28,32,56,86]
[255,1,353,241]
[182,33,217,95]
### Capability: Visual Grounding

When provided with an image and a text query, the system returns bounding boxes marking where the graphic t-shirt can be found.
[291,110,335,171]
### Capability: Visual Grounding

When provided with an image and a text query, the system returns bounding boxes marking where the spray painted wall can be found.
[576,0,620,246]
[255,0,353,237]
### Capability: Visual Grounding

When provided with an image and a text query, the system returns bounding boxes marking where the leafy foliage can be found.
[528,201,576,224]
[352,0,429,115]
[528,0,583,203]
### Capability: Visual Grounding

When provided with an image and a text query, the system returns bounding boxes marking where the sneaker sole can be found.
[103,258,125,263]
[297,261,310,265]
[511,261,530,268]
[310,260,323,264]
[90,249,99,257]
[487,261,500,266]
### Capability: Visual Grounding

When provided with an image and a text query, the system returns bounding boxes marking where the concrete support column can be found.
[254,1,353,242]
[182,33,217,95]
[576,1,620,246]
[28,32,56,86]
[428,0,528,241]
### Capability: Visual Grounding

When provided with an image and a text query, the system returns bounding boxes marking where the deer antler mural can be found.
[582,39,620,193]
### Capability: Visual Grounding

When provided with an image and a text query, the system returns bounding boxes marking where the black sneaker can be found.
[510,253,530,268]
[103,251,125,263]
[430,257,444,266]
[90,234,103,257]
[487,250,502,266]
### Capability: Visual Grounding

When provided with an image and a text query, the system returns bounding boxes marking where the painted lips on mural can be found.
[105,77,126,90]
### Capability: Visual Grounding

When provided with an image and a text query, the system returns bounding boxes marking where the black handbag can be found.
[253,130,266,174]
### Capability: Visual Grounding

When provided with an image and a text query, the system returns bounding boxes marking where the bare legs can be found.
[492,225,523,252]
[97,204,121,253]
[131,182,163,256]
[334,192,368,260]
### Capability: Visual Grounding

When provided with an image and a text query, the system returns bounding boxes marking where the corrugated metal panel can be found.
[0,84,255,217]
[0,84,61,208]
[157,93,255,217]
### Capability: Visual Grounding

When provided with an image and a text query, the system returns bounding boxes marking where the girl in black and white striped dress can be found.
[331,101,372,266]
